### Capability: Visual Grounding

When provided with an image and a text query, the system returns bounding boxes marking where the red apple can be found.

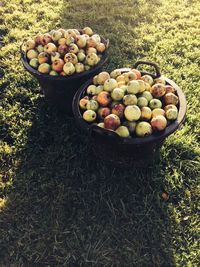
[57,45,69,56]
[165,85,176,94]
[97,91,112,107]
[52,59,65,72]
[104,114,120,130]
[151,115,167,131]
[112,103,125,118]
[151,83,166,98]
[98,107,111,119]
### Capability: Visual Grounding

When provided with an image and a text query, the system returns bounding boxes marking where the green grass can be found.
[0,0,200,266]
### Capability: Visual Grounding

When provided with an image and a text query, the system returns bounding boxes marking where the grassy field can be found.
[0,0,200,266]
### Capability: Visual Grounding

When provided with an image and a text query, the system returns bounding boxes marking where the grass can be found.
[0,0,200,266]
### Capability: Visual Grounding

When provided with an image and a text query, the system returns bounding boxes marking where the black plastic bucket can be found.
[72,61,187,167]
[21,37,109,115]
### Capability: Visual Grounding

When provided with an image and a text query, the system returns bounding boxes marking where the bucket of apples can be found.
[21,27,109,115]
[72,61,187,167]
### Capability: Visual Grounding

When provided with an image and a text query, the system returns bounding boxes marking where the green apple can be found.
[49,70,59,76]
[123,94,137,106]
[25,39,36,50]
[83,110,96,122]
[51,52,60,62]
[104,78,118,92]
[127,80,140,94]
[141,91,153,102]
[111,88,124,101]
[141,75,154,86]
[115,126,130,137]
[152,108,165,117]
[77,52,86,62]
[29,58,39,69]
[87,85,97,95]
[140,107,152,121]
[149,99,162,109]
[36,45,44,53]
[135,122,152,137]
[86,100,99,111]
[63,62,75,75]
[137,80,146,93]
[83,26,93,36]
[137,97,148,107]
[95,85,104,94]
[27,49,38,60]
[75,62,84,73]
[123,121,136,134]
[97,72,110,85]
[154,76,166,85]
[110,69,121,79]
[124,105,141,121]
[86,53,99,66]
[166,108,178,120]
[124,71,137,83]
[38,63,51,74]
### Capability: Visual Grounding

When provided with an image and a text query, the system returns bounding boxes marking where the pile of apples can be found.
[24,27,107,76]
[79,69,179,138]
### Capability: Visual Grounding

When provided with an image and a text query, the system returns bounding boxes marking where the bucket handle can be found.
[134,60,161,78]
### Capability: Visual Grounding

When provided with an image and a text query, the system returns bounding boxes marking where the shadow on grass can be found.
[0,0,179,266]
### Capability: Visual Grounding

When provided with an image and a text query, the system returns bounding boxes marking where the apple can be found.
[25,39,36,50]
[49,70,59,76]
[63,62,75,75]
[68,43,79,54]
[73,29,80,35]
[149,99,162,109]
[64,53,78,64]
[151,83,166,98]
[66,36,75,45]
[92,34,101,43]
[27,49,38,59]
[86,53,99,66]
[83,110,96,122]
[116,75,125,83]
[82,34,90,40]
[95,85,104,94]
[111,88,124,101]
[44,42,57,54]
[151,115,167,131]
[123,94,137,106]
[154,77,166,85]
[137,80,146,93]
[163,93,179,105]
[110,69,121,79]
[123,121,136,134]
[35,34,43,45]
[86,47,97,55]
[164,104,178,113]
[57,45,69,56]
[83,27,93,36]
[29,58,39,69]
[97,91,112,106]
[115,126,130,137]
[75,63,85,73]
[124,105,141,121]
[92,95,98,101]
[79,96,89,109]
[141,75,154,85]
[112,103,125,118]
[52,30,63,42]
[141,91,153,102]
[120,85,128,93]
[36,45,44,53]
[104,114,120,130]
[137,97,148,107]
[51,52,60,62]
[87,85,97,95]
[152,108,165,117]
[166,108,178,120]
[87,37,97,47]
[58,38,67,46]
[127,80,140,94]
[64,29,77,39]
[98,107,111,119]
[97,71,110,85]
[103,79,118,92]
[77,52,86,62]
[165,85,176,94]
[76,35,86,48]
[97,122,105,128]
[135,122,152,137]
[38,52,49,64]
[86,100,99,111]
[124,71,137,83]
[96,43,106,53]
[52,59,65,72]
[41,33,52,45]
[60,71,67,76]
[131,69,141,79]
[144,82,151,91]
[140,107,152,120]
[38,63,51,74]
[92,75,98,85]
[117,81,126,87]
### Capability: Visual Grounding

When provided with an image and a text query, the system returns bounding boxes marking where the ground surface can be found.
[0,0,200,266]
